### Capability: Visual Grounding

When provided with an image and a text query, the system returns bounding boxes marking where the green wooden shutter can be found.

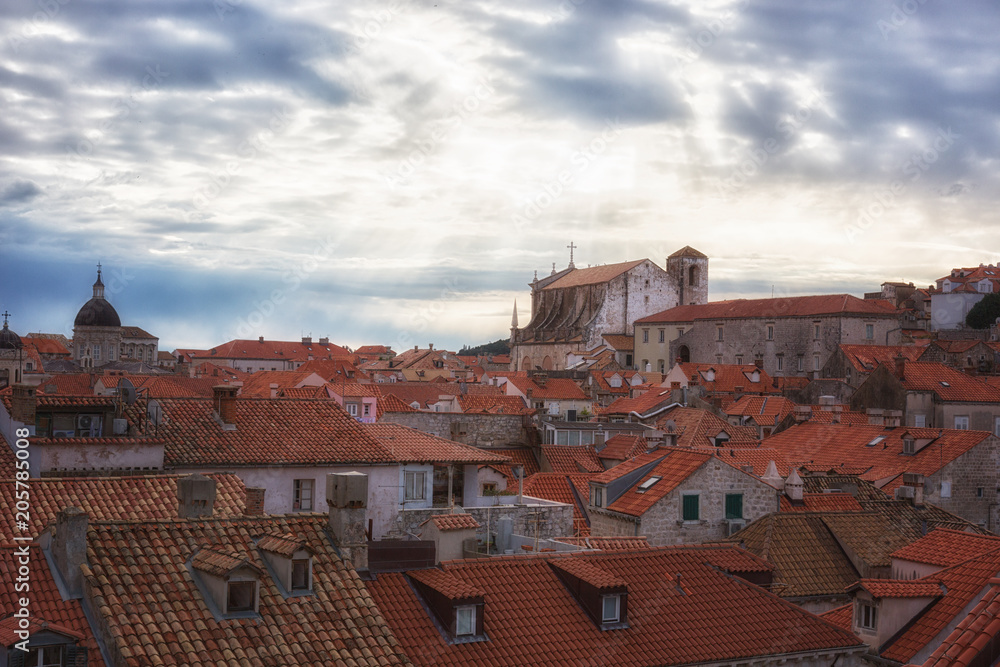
[725,493,743,519]
[682,494,699,521]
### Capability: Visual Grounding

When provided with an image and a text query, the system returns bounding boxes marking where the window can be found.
[602,595,620,623]
[814,323,821,339]
[25,646,64,666]
[766,325,774,340]
[995,417,1000,437]
[346,403,358,416]
[716,326,724,342]
[776,355,783,371]
[293,479,314,510]
[404,470,426,501]
[941,481,952,498]
[657,359,665,373]
[291,558,310,590]
[456,606,476,636]
[977,487,984,499]
[658,329,665,343]
[642,329,649,343]
[914,414,926,428]
[797,356,803,372]
[637,476,661,493]
[682,493,699,521]
[865,324,874,340]
[955,415,970,430]
[903,438,914,455]
[363,403,370,416]
[482,482,497,494]
[857,602,877,630]
[227,580,257,612]
[724,493,743,519]
[592,486,604,507]
[93,345,100,360]
[676,328,684,337]
[813,355,820,371]
[735,355,743,365]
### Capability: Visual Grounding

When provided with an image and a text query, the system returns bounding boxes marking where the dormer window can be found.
[857,601,877,630]
[292,558,310,590]
[455,605,476,636]
[227,580,257,612]
[902,438,915,455]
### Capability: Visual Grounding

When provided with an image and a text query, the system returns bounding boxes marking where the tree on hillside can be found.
[966,293,1000,329]
[459,338,510,356]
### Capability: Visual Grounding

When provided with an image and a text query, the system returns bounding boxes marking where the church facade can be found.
[510,246,708,371]
[72,266,159,369]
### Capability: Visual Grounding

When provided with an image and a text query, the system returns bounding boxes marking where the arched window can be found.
[688,265,699,286]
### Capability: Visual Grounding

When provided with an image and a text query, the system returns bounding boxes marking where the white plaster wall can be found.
[41,441,165,473]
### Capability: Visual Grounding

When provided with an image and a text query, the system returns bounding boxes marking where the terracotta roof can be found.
[84,515,410,666]
[674,363,781,395]
[192,545,260,577]
[0,473,247,539]
[656,406,760,448]
[596,449,719,518]
[331,382,381,399]
[523,473,594,536]
[458,394,533,415]
[120,325,157,338]
[296,358,371,382]
[852,579,943,598]
[550,557,627,590]
[377,392,419,417]
[0,441,14,478]
[422,513,481,532]
[280,385,332,399]
[364,423,512,465]
[601,334,634,351]
[506,376,587,400]
[199,338,351,361]
[820,603,853,630]
[541,259,647,290]
[407,567,485,600]
[882,549,1000,663]
[257,532,312,557]
[891,529,1000,568]
[22,335,71,356]
[668,245,708,259]
[128,396,399,467]
[366,545,862,666]
[779,492,864,512]
[724,395,797,422]
[596,434,648,461]
[541,444,604,473]
[690,447,792,477]
[32,373,96,395]
[238,370,325,397]
[898,361,1000,402]
[355,345,393,355]
[762,422,993,486]
[599,387,678,417]
[0,545,100,664]
[551,536,652,550]
[839,344,924,373]
[378,382,501,410]
[483,447,541,487]
[921,579,1000,667]
[637,294,900,324]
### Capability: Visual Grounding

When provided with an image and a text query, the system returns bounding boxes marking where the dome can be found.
[74,268,121,328]
[74,298,122,327]
[0,319,22,350]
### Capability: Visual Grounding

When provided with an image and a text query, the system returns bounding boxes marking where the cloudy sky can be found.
[1,0,998,352]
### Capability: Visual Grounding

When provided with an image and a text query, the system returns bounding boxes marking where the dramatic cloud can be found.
[2,0,999,350]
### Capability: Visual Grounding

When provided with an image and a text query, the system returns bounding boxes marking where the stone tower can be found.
[666,246,709,306]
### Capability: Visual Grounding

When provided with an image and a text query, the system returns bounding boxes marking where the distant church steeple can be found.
[93,262,106,300]
[511,300,518,329]
[567,241,576,269]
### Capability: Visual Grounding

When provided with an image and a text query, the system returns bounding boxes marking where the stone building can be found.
[638,294,901,380]
[0,312,26,387]
[928,264,1000,330]
[510,246,708,371]
[72,267,123,368]
[587,448,780,546]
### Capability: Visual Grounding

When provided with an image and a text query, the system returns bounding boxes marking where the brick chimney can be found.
[244,487,266,516]
[10,383,36,424]
[177,473,217,518]
[49,507,88,598]
[793,406,812,423]
[302,336,312,345]
[894,354,906,380]
[213,385,238,427]
[867,408,885,426]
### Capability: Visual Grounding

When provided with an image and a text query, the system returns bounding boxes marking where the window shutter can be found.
[682,494,699,521]
[725,493,743,519]
[9,648,26,667]
[66,644,88,666]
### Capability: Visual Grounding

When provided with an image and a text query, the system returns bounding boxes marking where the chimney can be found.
[177,473,217,518]
[49,507,88,598]
[785,469,804,505]
[414,345,419,352]
[302,336,312,345]
[894,354,906,380]
[428,343,434,350]
[327,472,369,570]
[259,336,264,343]
[10,383,37,424]
[793,405,812,423]
[269,382,279,399]
[754,358,763,369]
[319,337,329,345]
[536,373,547,387]
[213,384,239,427]
[762,460,784,490]
[244,487,266,516]
[867,408,885,426]
[885,410,902,428]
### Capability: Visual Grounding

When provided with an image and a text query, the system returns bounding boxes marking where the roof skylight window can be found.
[637,476,661,492]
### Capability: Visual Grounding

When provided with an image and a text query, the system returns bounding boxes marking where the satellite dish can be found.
[147,399,162,426]
[120,378,138,405]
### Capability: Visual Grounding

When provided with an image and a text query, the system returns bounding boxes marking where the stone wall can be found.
[397,502,574,542]
[590,458,781,546]
[920,434,1000,529]
[380,411,530,447]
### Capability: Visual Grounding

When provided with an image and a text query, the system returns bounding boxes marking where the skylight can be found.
[637,476,661,492]
[940,381,950,387]
[867,436,886,447]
